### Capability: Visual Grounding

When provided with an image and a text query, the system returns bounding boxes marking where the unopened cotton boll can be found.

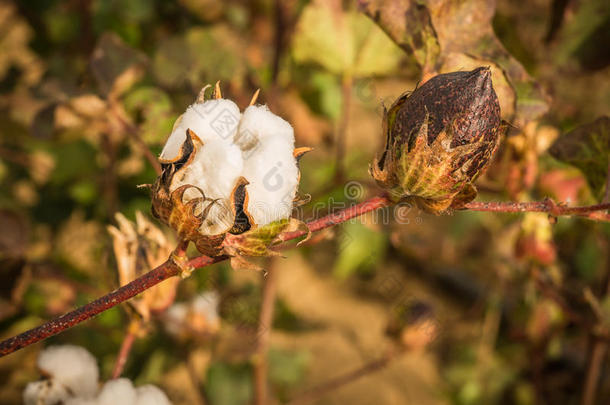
[160,99,241,161]
[23,379,71,405]
[135,385,173,405]
[36,345,99,398]
[96,378,137,405]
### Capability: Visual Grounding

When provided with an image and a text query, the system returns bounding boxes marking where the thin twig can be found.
[0,196,391,357]
[287,349,402,405]
[253,260,279,405]
[463,199,610,222]
[581,231,610,405]
[111,320,140,379]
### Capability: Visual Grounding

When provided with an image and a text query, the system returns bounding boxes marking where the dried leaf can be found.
[293,0,403,77]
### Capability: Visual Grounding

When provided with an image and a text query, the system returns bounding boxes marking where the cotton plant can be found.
[151,83,311,270]
[23,345,172,405]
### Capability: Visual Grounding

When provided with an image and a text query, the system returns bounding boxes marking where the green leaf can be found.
[123,86,174,144]
[153,25,246,89]
[292,0,402,77]
[268,348,309,399]
[206,362,253,405]
[549,116,610,198]
[333,220,387,279]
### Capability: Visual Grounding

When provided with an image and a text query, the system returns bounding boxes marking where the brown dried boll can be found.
[371,67,503,213]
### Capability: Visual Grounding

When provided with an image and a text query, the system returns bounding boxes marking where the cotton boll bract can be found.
[171,139,244,235]
[37,345,99,398]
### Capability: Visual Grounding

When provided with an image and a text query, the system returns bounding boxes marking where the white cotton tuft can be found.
[37,345,99,398]
[238,106,298,225]
[23,380,70,405]
[135,385,173,405]
[171,139,243,235]
[96,378,137,405]
[160,99,241,161]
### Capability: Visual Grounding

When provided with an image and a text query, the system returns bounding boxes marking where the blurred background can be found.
[0,0,609,404]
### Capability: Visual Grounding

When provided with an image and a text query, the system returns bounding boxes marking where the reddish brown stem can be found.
[111,322,139,379]
[253,261,278,405]
[0,197,390,357]
[464,199,610,222]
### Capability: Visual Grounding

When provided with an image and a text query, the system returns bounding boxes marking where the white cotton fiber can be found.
[23,380,70,405]
[160,99,241,161]
[135,385,173,405]
[96,378,137,405]
[238,106,298,225]
[37,345,99,398]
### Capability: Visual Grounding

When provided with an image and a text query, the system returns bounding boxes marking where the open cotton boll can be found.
[171,139,244,235]
[135,385,173,405]
[37,345,99,398]
[23,380,71,405]
[160,99,241,161]
[96,378,137,405]
[237,106,298,225]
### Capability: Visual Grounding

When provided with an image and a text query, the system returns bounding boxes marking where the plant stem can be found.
[287,349,402,405]
[0,196,390,357]
[253,260,278,405]
[111,320,140,379]
[464,199,610,222]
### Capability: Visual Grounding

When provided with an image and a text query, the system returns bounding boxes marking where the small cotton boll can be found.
[161,99,241,160]
[192,292,220,324]
[23,380,70,405]
[135,385,173,405]
[164,302,188,336]
[96,379,137,405]
[37,345,99,398]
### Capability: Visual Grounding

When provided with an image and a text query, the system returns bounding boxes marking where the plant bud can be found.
[371,67,502,213]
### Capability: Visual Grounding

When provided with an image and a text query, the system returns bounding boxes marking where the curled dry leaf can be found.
[108,212,178,320]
